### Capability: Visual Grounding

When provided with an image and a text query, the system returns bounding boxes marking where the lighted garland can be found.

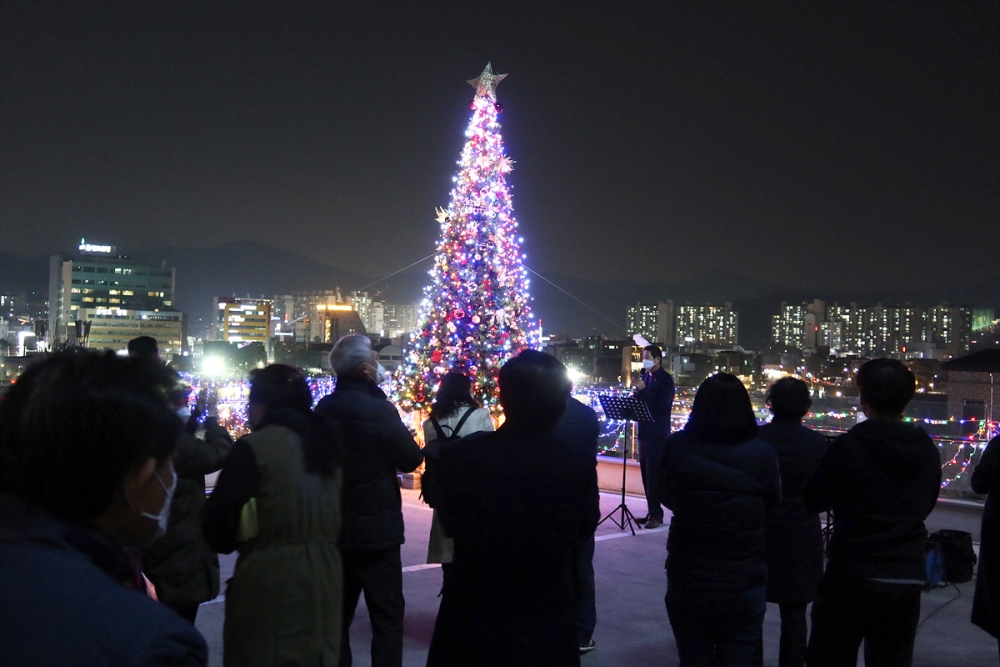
[394,63,539,414]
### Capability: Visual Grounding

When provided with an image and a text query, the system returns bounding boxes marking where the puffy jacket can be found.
[144,417,232,606]
[803,418,941,581]
[0,494,207,666]
[315,378,423,550]
[658,431,781,590]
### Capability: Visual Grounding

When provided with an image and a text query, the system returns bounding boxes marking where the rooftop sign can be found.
[78,238,115,254]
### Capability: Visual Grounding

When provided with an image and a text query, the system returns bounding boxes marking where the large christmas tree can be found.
[396,63,538,414]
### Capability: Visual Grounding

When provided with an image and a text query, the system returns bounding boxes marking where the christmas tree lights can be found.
[395,63,538,413]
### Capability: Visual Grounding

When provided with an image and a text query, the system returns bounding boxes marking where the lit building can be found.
[214,298,272,359]
[625,300,675,346]
[825,303,864,355]
[676,302,738,347]
[75,307,184,356]
[48,240,182,353]
[382,303,419,339]
[926,305,972,356]
[772,302,805,350]
[627,303,659,345]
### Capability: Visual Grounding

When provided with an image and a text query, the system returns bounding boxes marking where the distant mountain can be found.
[2,244,996,348]
[129,243,369,324]
[0,253,50,292]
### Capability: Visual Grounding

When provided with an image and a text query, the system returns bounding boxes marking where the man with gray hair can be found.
[315,334,423,667]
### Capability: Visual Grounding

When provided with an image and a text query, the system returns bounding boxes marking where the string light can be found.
[393,67,538,415]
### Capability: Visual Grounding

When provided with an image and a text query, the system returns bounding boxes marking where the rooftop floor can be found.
[195,488,997,666]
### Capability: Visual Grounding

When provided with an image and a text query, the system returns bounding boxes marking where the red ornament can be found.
[469,100,477,110]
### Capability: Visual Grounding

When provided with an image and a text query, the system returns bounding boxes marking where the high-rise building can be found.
[625,300,675,346]
[382,303,419,339]
[676,302,738,347]
[926,305,972,356]
[214,297,272,347]
[48,240,182,354]
[772,302,805,350]
[626,302,659,344]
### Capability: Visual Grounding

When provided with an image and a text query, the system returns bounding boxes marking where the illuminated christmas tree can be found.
[396,63,538,413]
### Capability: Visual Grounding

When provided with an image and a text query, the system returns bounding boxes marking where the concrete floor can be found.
[195,489,998,666]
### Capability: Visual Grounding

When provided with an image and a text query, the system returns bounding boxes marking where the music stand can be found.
[597,394,654,535]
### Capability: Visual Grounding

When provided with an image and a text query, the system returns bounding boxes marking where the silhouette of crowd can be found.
[1,338,997,667]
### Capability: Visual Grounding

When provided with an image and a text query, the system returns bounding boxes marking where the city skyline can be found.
[2,2,997,299]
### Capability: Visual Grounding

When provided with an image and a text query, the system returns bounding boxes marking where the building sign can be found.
[78,238,115,254]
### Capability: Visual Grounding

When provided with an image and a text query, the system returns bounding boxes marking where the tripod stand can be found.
[597,395,653,536]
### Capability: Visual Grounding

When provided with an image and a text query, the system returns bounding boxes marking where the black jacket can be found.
[144,417,233,606]
[551,397,602,530]
[803,418,941,581]
[428,423,598,666]
[315,378,423,551]
[0,494,207,666]
[658,431,781,590]
[758,421,828,603]
[635,366,674,446]
[972,435,1000,638]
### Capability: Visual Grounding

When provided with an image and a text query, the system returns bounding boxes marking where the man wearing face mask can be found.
[633,344,675,530]
[0,349,207,666]
[143,387,234,623]
[315,334,424,667]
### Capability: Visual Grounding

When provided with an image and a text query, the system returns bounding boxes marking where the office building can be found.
[48,240,182,354]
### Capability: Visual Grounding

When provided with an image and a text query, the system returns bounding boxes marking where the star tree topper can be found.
[467,62,507,101]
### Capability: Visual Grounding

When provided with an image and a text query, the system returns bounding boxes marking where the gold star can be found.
[467,62,507,101]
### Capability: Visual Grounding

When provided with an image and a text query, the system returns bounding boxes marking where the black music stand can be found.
[597,394,653,535]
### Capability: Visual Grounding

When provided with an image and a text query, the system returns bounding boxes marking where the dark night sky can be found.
[2,1,998,294]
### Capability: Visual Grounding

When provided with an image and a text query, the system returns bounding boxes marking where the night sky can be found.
[2,1,998,295]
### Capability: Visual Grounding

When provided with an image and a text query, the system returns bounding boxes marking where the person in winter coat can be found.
[421,371,493,566]
[752,377,827,667]
[804,358,941,667]
[633,344,675,529]
[972,434,1000,655]
[427,350,599,667]
[315,334,424,667]
[658,372,781,666]
[144,388,233,622]
[0,350,207,667]
[551,394,602,655]
[203,364,345,667]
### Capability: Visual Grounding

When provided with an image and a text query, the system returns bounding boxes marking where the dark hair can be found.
[684,373,758,444]
[0,349,181,522]
[856,358,915,416]
[767,377,812,421]
[430,372,480,419]
[127,335,159,360]
[643,344,662,362]
[498,350,571,431]
[248,364,342,477]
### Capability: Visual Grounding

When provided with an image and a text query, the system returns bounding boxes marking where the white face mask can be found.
[642,359,655,370]
[375,362,388,384]
[176,406,191,420]
[140,470,177,538]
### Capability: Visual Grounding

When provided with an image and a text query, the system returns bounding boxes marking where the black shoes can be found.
[635,515,649,525]
[579,639,596,655]
[645,517,663,529]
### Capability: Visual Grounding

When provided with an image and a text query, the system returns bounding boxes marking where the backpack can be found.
[420,407,476,508]
[927,529,977,584]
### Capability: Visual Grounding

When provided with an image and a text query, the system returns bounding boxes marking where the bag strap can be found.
[451,407,476,439]
[429,414,448,441]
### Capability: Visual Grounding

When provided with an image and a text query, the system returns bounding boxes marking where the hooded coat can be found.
[972,435,1000,638]
[803,418,941,581]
